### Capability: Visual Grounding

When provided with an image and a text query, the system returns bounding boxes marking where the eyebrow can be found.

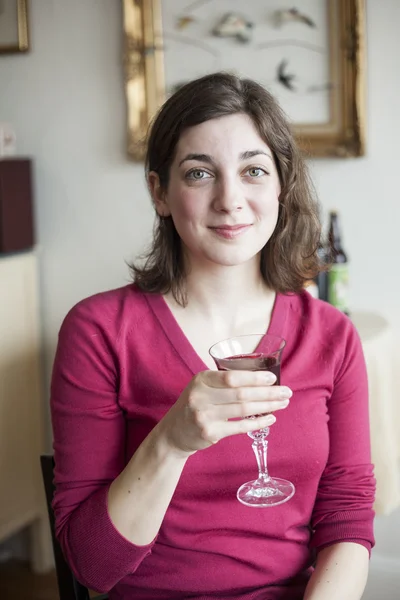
[178,149,272,167]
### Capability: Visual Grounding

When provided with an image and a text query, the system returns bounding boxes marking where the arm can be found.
[106,422,188,546]
[50,299,162,592]
[308,318,375,592]
[304,542,369,600]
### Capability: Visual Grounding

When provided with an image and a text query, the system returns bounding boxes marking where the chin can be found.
[206,251,259,267]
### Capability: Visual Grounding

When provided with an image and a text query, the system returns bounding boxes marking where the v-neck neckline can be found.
[143,289,291,375]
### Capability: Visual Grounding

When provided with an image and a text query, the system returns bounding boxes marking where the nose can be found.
[212,176,243,213]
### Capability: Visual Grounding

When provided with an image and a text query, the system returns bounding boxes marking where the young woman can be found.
[50,72,375,600]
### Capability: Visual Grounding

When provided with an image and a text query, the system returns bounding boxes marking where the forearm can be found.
[304,542,369,600]
[108,422,189,545]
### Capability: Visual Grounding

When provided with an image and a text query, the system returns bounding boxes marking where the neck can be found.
[171,256,275,333]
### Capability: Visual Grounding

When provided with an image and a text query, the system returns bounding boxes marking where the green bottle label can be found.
[328,264,349,312]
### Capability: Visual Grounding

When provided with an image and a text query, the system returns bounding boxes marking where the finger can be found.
[206,384,292,405]
[215,398,290,420]
[201,369,277,389]
[216,413,277,441]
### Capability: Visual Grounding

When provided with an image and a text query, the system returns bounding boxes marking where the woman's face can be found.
[149,113,281,271]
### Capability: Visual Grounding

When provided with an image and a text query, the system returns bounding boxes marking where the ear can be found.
[148,171,171,217]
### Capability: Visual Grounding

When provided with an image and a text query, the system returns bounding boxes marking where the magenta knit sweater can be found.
[50,285,375,600]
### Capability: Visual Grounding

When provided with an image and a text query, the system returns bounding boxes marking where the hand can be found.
[158,370,292,456]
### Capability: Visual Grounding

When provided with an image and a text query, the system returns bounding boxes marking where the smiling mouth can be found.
[209,224,252,239]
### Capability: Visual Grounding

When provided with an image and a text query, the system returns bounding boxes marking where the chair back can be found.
[40,454,105,600]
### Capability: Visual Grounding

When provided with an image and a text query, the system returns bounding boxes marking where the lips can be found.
[209,224,252,239]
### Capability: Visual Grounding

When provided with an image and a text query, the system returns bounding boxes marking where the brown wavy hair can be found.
[131,71,322,305]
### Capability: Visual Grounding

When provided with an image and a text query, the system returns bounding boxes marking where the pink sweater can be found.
[50,285,375,600]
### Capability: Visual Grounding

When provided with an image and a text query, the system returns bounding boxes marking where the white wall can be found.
[0,0,399,582]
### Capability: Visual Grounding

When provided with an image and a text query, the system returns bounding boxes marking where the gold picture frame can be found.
[0,0,29,54]
[122,0,366,160]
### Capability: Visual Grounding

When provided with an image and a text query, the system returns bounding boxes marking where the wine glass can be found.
[209,334,295,507]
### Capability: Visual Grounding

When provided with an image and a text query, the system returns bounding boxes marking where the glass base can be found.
[237,477,295,507]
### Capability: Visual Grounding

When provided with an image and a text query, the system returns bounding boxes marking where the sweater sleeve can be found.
[310,317,376,554]
[50,298,156,592]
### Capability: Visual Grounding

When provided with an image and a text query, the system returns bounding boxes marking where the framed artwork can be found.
[0,0,29,54]
[122,0,366,160]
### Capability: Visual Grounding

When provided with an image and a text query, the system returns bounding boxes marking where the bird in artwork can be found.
[212,13,254,43]
[277,60,296,91]
[176,16,196,30]
[274,8,316,28]
[176,0,213,29]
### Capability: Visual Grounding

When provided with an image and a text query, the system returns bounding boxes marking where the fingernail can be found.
[264,372,276,384]
[265,414,276,424]
[280,387,292,399]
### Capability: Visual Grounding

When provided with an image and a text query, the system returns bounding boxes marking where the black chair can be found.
[40,455,108,600]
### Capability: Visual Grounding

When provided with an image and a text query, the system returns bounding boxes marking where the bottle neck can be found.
[329,215,343,250]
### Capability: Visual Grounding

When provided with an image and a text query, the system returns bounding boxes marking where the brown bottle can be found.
[316,239,329,301]
[327,211,350,314]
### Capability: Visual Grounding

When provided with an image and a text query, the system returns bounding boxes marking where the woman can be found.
[50,72,375,600]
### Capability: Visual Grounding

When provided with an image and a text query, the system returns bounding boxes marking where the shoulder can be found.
[285,291,366,385]
[59,284,150,341]
[287,290,361,353]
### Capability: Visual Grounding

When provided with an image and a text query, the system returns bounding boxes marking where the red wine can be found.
[216,352,281,385]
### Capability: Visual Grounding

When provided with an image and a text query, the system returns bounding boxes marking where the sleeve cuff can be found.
[58,485,157,592]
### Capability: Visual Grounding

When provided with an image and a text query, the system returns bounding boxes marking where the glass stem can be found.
[251,432,270,482]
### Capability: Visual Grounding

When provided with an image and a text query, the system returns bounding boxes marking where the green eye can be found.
[248,167,264,177]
